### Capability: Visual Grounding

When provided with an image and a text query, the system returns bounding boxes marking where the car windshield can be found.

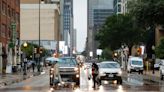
[131,60,142,65]
[58,58,77,65]
[100,62,120,68]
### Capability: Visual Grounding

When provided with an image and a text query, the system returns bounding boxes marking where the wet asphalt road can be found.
[0,67,164,92]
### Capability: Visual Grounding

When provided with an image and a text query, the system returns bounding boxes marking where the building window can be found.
[8,27,10,39]
[16,13,19,22]
[16,0,20,6]
[1,24,6,37]
[2,1,6,15]
[8,6,10,17]
[118,4,121,12]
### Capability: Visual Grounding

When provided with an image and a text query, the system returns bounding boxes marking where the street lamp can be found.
[23,42,27,48]
[152,45,155,74]
[38,0,44,73]
[23,42,28,75]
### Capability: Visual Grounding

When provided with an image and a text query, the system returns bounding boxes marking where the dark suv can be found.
[58,57,80,86]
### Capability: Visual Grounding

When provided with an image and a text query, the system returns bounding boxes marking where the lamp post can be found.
[121,45,124,70]
[23,42,28,75]
[38,0,44,73]
[152,45,155,74]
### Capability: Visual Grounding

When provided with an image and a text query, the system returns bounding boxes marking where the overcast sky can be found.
[73,0,87,52]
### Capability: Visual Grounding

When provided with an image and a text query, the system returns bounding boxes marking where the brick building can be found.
[0,0,20,73]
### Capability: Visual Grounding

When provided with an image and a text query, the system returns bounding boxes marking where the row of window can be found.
[94,9,113,13]
[1,1,20,22]
[0,24,10,38]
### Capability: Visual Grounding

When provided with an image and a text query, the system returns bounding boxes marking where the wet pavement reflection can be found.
[0,67,163,92]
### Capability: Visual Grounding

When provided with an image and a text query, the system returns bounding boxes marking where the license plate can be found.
[108,74,113,77]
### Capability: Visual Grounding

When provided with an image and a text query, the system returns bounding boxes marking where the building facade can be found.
[60,0,74,56]
[0,0,20,73]
[87,0,114,58]
[21,0,59,4]
[113,0,128,14]
[20,1,61,52]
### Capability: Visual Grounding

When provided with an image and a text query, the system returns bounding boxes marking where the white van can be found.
[127,56,144,74]
[159,60,164,80]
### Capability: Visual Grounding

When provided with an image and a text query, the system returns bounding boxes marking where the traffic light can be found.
[39,47,43,54]
[34,48,37,53]
[137,47,142,55]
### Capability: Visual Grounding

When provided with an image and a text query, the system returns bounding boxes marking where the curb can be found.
[122,71,163,84]
[0,73,40,88]
[142,74,161,83]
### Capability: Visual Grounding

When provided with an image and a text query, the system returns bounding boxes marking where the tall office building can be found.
[72,29,77,54]
[0,0,20,73]
[60,0,74,56]
[87,0,114,58]
[113,0,128,14]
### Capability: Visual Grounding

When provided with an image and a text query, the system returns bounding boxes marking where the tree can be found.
[101,48,113,60]
[96,14,145,52]
[128,0,164,57]
[128,0,164,28]
[21,43,47,59]
[155,38,164,58]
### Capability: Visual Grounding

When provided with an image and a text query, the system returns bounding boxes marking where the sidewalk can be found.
[0,69,40,87]
[143,70,161,83]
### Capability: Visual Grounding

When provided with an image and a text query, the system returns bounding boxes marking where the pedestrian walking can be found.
[32,62,35,72]
[92,62,100,89]
[53,61,62,83]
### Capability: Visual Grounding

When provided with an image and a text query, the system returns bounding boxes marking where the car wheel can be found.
[141,70,143,74]
[75,78,80,87]
[129,70,131,73]
[117,77,122,85]
[161,75,163,80]
[160,73,163,80]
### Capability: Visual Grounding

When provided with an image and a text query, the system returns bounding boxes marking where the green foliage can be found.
[96,14,145,50]
[155,38,164,58]
[101,48,113,60]
[128,0,164,28]
[21,42,47,59]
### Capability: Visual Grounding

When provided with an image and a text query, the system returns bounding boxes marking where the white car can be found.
[99,61,122,84]
[159,60,164,80]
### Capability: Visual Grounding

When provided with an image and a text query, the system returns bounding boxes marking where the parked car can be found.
[99,61,122,84]
[154,59,161,70]
[58,57,80,87]
[127,56,144,74]
[159,60,164,80]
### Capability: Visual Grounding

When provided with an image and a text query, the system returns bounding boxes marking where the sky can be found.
[73,0,87,52]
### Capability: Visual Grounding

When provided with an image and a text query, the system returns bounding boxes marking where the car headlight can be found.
[74,67,78,71]
[76,74,80,78]
[50,75,53,78]
[100,72,106,76]
[50,68,54,71]
[118,71,122,75]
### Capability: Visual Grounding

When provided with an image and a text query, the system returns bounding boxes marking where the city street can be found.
[0,67,164,92]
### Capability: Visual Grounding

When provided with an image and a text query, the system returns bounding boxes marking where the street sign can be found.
[10,22,17,43]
